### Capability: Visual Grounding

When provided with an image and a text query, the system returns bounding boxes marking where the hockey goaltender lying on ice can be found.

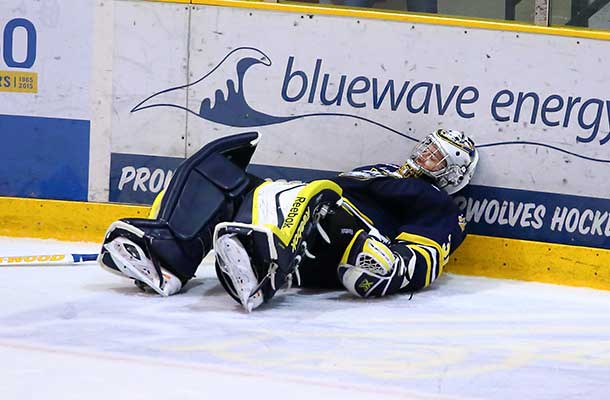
[99,130,479,312]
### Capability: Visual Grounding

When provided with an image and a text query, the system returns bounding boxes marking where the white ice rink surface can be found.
[1,237,610,400]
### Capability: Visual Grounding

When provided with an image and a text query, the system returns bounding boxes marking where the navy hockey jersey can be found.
[299,163,467,292]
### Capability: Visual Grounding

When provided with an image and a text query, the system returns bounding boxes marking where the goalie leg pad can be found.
[214,179,343,311]
[98,132,262,295]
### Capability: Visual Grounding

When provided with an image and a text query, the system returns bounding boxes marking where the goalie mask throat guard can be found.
[405,129,479,195]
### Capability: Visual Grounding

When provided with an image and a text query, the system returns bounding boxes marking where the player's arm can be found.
[337,228,454,298]
[390,233,447,292]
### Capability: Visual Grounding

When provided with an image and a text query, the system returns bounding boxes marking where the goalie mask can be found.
[401,129,479,195]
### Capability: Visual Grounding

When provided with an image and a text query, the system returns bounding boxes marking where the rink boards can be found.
[1,0,610,289]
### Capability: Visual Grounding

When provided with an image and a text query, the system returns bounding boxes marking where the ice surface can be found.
[1,237,609,400]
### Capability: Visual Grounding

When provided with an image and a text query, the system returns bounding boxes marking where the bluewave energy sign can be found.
[110,3,610,249]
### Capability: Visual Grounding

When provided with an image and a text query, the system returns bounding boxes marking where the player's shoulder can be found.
[339,163,402,180]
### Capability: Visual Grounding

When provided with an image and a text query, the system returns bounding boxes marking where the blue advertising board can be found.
[110,152,610,250]
[0,114,89,201]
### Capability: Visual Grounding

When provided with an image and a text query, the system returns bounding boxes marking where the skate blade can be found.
[104,239,175,297]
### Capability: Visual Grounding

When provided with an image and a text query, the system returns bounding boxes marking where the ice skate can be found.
[215,234,264,312]
[100,222,182,297]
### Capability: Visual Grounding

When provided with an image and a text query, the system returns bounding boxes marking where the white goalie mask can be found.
[403,129,479,194]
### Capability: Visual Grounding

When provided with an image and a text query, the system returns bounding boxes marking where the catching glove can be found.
[337,230,415,298]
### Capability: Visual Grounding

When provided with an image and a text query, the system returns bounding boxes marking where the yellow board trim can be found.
[147,0,190,3]
[0,197,149,243]
[187,0,610,41]
[408,245,432,286]
[2,196,610,292]
[448,234,610,291]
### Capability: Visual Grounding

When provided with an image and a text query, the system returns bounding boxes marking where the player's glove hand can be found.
[337,230,411,298]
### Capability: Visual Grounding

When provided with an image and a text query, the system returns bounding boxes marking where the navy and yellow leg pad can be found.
[214,179,343,309]
[100,132,260,287]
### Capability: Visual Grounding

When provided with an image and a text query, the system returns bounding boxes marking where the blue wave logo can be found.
[132,46,610,163]
[134,47,298,127]
[131,46,418,142]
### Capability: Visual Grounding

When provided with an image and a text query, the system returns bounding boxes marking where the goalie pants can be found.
[297,205,363,289]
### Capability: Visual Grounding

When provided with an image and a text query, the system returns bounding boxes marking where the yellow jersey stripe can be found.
[408,244,432,286]
[341,229,364,264]
[420,244,440,279]
[341,198,374,225]
[396,232,445,265]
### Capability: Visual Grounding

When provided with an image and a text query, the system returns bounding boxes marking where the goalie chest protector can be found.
[330,163,467,251]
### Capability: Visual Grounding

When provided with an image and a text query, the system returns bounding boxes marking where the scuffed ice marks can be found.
[2,251,610,400]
